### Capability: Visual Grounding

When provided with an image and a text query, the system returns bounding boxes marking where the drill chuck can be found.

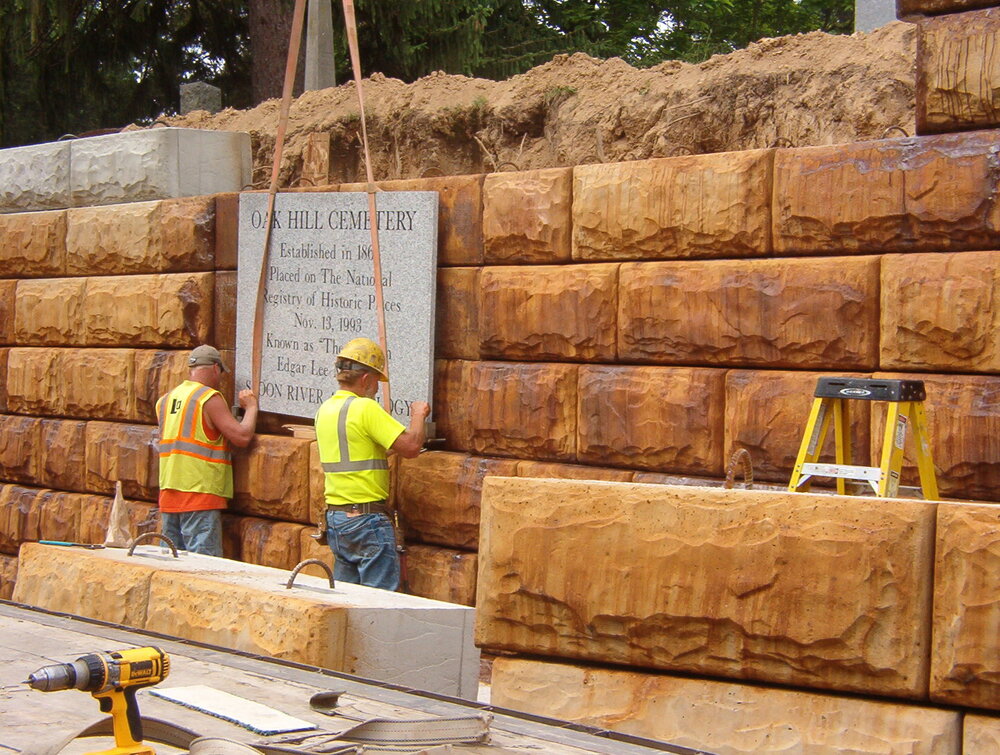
[26,656,103,692]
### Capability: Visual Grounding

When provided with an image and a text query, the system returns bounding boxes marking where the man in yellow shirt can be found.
[156,345,258,556]
[315,338,429,590]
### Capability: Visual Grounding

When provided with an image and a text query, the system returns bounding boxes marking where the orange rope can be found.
[342,0,391,412]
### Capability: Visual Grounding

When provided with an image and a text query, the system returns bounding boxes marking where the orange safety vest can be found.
[156,380,233,498]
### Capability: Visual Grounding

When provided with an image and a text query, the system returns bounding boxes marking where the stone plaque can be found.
[236,191,438,422]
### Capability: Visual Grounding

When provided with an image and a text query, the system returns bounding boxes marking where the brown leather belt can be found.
[332,501,390,517]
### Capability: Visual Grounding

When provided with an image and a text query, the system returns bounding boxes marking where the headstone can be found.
[236,191,438,424]
[180,82,223,115]
[305,0,336,91]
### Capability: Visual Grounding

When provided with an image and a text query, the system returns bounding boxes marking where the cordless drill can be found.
[25,646,170,755]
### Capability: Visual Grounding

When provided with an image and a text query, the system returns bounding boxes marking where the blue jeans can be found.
[326,509,399,591]
[160,510,223,557]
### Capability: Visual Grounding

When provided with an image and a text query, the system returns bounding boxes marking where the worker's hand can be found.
[411,401,430,420]
[238,389,258,411]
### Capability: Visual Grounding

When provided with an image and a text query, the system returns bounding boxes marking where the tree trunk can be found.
[249,0,306,104]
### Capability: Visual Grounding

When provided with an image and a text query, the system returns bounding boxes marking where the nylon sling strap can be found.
[321,395,390,473]
[250,0,308,395]
[341,0,391,413]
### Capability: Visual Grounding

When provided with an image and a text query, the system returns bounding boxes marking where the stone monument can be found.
[180,82,223,115]
[235,191,439,424]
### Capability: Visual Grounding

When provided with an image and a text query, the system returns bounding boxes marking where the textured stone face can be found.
[774,132,1000,253]
[13,278,87,345]
[918,9,1000,133]
[931,503,1000,709]
[0,416,41,485]
[85,421,159,501]
[903,0,997,12]
[435,267,479,360]
[577,366,725,475]
[477,478,936,698]
[65,198,214,275]
[237,516,306,571]
[12,542,156,626]
[515,460,634,483]
[491,657,962,755]
[36,490,81,544]
[0,210,66,276]
[0,281,15,346]
[573,149,773,261]
[470,361,577,461]
[213,270,237,350]
[232,435,313,524]
[145,571,347,668]
[964,714,1000,752]
[881,251,1000,372]
[0,142,71,212]
[38,419,88,493]
[873,372,1000,501]
[0,485,42,554]
[483,167,573,263]
[405,544,477,606]
[433,359,477,452]
[724,370,873,484]
[5,348,63,416]
[61,349,137,421]
[480,264,619,362]
[0,553,17,600]
[134,350,191,421]
[396,451,519,549]
[619,257,879,369]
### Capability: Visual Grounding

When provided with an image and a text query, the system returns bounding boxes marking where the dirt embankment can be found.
[161,22,915,186]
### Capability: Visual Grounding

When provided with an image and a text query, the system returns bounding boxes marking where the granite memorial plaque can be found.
[236,191,438,423]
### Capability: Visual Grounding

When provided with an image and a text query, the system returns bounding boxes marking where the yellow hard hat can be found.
[337,338,389,382]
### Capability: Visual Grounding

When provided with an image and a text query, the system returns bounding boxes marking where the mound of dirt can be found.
[161,21,915,186]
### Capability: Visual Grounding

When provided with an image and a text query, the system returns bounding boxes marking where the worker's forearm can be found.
[231,406,258,447]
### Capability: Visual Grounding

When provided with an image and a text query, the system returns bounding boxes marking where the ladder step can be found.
[800,463,882,482]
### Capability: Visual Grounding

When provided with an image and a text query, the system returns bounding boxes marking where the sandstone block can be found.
[491,657,961,755]
[38,419,88,493]
[337,175,484,265]
[0,281,14,345]
[85,421,159,501]
[214,193,239,270]
[5,348,63,416]
[931,503,1000,709]
[69,128,251,207]
[13,542,156,626]
[13,278,87,345]
[396,452,519,550]
[433,360,477,452]
[0,349,7,413]
[918,9,1000,133]
[308,441,325,527]
[219,513,243,560]
[724,370,873,484]
[516,460,635,483]
[0,485,41,555]
[775,132,1000,253]
[36,490,81,544]
[619,257,879,369]
[237,516,306,571]
[232,434,313,523]
[65,197,214,275]
[134,350,191,422]
[577,366,725,475]
[0,210,66,276]
[435,267,479,360]
[483,167,572,263]
[573,149,773,261]
[873,372,1000,500]
[0,552,16,600]
[405,544,477,606]
[62,349,136,420]
[480,264,618,362]
[477,478,936,698]
[470,361,577,461]
[77,493,115,544]
[902,0,997,13]
[214,270,237,350]
[881,251,1000,372]
[0,416,41,485]
[964,714,1000,753]
[0,142,70,213]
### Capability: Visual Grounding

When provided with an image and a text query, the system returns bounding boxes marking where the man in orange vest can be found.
[156,345,258,556]
[315,338,429,590]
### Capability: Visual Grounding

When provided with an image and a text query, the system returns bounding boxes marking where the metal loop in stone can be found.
[495,161,520,172]
[292,176,315,187]
[724,447,754,490]
[419,165,444,178]
[286,559,335,589]
[881,125,909,139]
[667,145,694,156]
[126,531,179,558]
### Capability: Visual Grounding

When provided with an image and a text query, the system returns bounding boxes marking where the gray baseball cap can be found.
[188,344,228,372]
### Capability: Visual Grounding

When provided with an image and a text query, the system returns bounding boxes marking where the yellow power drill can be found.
[25,646,170,755]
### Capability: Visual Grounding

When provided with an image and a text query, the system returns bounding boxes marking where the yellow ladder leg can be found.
[877,401,909,498]
[910,401,940,500]
[832,397,853,495]
[788,397,834,492]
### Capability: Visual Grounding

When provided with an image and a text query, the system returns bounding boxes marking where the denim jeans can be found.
[160,509,223,557]
[326,508,399,591]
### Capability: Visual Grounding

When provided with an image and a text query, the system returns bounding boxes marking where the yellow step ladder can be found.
[787,377,939,499]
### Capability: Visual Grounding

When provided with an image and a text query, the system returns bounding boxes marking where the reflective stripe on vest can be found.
[321,396,390,473]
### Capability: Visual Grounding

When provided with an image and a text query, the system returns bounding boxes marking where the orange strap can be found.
[342,0,391,412]
[251,0,308,395]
